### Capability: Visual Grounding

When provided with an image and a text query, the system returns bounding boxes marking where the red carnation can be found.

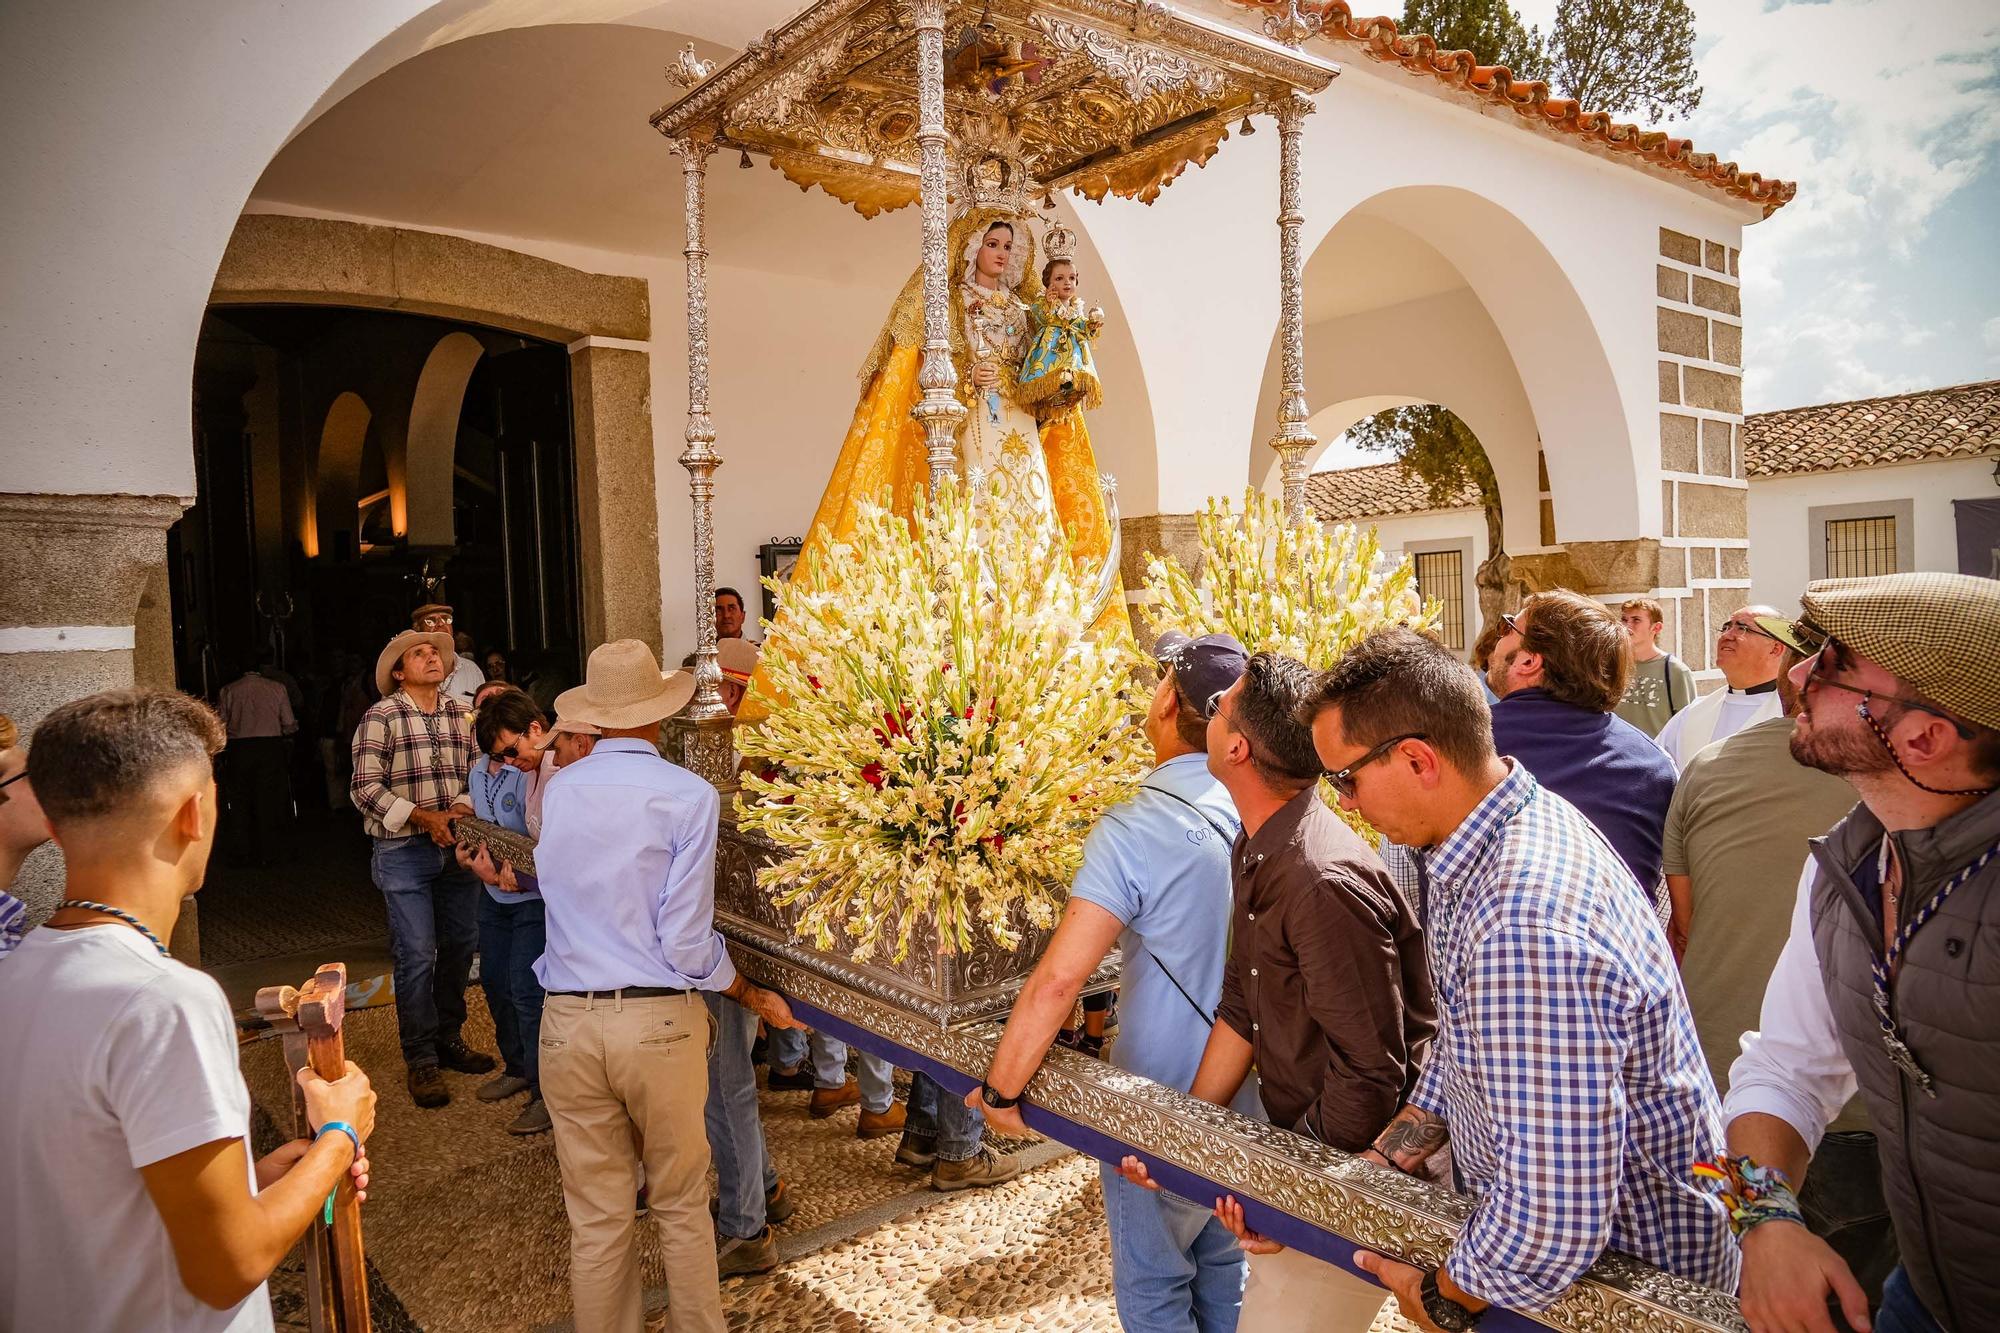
[861,763,885,789]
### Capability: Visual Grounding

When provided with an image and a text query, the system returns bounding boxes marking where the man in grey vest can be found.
[1723,572,2000,1333]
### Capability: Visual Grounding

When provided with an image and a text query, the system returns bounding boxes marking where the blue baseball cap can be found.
[1154,631,1250,717]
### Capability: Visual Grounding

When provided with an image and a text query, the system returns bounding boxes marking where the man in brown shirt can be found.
[1184,652,1435,1327]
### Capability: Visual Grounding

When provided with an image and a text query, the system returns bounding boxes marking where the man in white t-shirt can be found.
[0,689,377,1333]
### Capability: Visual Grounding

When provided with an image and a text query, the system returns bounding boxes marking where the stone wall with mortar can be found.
[1654,227,1751,675]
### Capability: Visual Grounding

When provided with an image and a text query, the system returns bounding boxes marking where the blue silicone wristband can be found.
[316,1120,362,1159]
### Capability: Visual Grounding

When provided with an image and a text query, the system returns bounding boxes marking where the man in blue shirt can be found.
[535,640,800,1333]
[975,632,1256,1332]
[1487,589,1677,904]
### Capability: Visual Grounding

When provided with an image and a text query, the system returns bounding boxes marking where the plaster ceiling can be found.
[1303,214,1469,325]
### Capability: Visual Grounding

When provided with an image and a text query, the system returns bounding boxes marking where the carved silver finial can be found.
[1263,0,1325,47]
[1099,472,1119,499]
[673,42,716,88]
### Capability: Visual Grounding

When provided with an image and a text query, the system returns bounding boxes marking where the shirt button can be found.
[1250,968,1258,977]
[1247,913,1255,922]
[1252,1023,1260,1032]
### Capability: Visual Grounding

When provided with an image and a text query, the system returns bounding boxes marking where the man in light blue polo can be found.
[973,632,1260,1332]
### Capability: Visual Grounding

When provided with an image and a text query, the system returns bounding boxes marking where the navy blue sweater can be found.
[1489,687,1678,894]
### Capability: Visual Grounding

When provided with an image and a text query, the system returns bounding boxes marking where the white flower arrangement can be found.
[738,477,1146,964]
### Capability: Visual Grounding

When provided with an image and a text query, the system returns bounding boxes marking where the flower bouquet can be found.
[738,477,1145,967]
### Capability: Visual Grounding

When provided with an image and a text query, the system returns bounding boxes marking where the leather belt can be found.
[546,986,691,999]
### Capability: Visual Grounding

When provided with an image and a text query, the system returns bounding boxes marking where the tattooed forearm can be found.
[1372,1105,1449,1170]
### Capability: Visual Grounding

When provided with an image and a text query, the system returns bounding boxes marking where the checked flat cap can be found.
[1801,572,2000,733]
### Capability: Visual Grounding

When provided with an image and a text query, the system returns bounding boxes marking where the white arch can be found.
[315,391,372,560]
[401,330,484,547]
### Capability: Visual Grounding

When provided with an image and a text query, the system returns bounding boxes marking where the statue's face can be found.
[976,224,1013,280]
[1046,263,1076,299]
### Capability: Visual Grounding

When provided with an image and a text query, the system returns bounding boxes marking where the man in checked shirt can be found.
[352,628,497,1108]
[1304,627,1735,1331]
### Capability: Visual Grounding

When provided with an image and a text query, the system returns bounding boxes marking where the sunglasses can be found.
[1325,733,1427,798]
[1500,612,1522,637]
[0,769,25,804]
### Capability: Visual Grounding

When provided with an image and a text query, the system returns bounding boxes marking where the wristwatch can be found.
[1420,1268,1481,1332]
[978,1081,1021,1110]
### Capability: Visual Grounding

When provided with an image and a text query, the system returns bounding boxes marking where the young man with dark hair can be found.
[1303,628,1734,1330]
[1,689,376,1332]
[352,629,496,1107]
[1488,589,1678,900]
[715,586,748,642]
[1140,650,1432,1329]
[1724,573,2000,1333]
[1614,597,1696,738]
[975,632,1256,1332]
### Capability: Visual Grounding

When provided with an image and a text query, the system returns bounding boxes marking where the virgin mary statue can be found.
[743,205,1120,717]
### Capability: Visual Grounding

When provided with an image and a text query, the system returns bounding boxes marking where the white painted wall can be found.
[1346,506,1489,658]
[1746,457,2000,608]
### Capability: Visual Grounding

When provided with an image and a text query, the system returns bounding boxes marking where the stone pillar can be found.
[0,491,187,923]
[569,343,664,659]
[1655,226,1750,674]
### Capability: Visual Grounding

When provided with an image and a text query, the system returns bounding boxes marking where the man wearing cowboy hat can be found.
[533,639,801,1333]
[1724,573,2000,1333]
[351,629,497,1108]
[412,602,486,707]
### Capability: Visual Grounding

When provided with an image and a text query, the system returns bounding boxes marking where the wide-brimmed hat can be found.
[1801,572,2000,733]
[554,640,695,730]
[375,631,457,696]
[717,637,759,685]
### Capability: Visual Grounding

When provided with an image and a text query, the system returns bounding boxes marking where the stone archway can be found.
[402,332,484,547]
[209,212,662,657]
[315,390,373,560]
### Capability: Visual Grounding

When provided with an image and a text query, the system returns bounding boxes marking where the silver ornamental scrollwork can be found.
[671,131,730,724]
[907,0,966,486]
[729,945,1746,1333]
[1269,89,1316,529]
[1264,0,1327,48]
[1030,15,1224,103]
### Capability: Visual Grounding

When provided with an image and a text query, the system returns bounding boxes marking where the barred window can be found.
[1824,515,1899,579]
[1413,548,1467,651]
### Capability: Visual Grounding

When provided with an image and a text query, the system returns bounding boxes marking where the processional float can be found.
[631,3,1747,1328]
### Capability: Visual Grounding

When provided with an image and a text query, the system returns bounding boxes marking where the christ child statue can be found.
[1017,257,1104,417]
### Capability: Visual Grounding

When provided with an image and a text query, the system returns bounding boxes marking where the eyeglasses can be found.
[420,613,453,627]
[1500,612,1522,637]
[1325,733,1427,798]
[0,769,25,804]
[1203,688,1228,720]
[490,744,521,762]
[1718,618,1772,640]
[1802,646,1975,739]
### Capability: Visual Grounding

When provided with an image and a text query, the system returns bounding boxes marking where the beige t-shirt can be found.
[1615,651,1697,739]
[1662,715,1868,1131]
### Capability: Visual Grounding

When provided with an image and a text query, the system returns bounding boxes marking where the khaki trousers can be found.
[541,991,724,1333]
[1239,1246,1392,1332]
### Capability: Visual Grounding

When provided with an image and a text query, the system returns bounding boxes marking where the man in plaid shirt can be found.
[1303,628,1736,1329]
[352,629,496,1108]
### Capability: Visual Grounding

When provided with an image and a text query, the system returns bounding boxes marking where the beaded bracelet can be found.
[1692,1154,1805,1238]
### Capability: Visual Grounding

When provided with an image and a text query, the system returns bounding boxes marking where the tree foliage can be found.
[1401,0,1702,121]
[1347,405,1510,621]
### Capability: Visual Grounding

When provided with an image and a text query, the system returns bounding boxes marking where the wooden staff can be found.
[255,962,370,1333]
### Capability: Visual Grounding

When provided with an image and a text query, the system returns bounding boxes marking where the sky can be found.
[1319,0,2000,469]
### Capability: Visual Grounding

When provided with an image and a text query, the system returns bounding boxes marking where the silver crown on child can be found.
[1041,218,1079,265]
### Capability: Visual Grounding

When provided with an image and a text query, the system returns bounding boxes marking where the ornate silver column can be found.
[669,116,737,783]
[1270,89,1317,529]
[905,0,965,488]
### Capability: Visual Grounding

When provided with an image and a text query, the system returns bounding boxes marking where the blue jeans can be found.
[769,1027,897,1113]
[371,836,481,1068]
[703,992,777,1239]
[1101,1167,1245,1333]
[1873,1269,1942,1333]
[477,894,547,1092]
[905,1071,982,1162]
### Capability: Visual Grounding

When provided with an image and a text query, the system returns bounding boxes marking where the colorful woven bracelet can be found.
[1692,1154,1805,1238]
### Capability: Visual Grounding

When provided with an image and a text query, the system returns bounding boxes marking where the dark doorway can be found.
[176,304,582,979]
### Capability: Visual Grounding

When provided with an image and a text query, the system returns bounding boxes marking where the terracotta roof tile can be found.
[1228,1,1796,216]
[1307,461,1480,521]
[1743,379,2000,478]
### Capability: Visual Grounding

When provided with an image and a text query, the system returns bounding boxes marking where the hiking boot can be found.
[477,1072,531,1102]
[808,1077,861,1119]
[932,1147,1022,1192]
[437,1037,497,1075]
[716,1227,779,1279]
[765,1176,797,1225]
[507,1096,552,1136]
[765,1064,813,1092]
[857,1101,907,1140]
[893,1132,937,1169]
[408,1065,450,1109]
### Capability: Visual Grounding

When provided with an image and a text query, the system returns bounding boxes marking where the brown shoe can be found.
[716,1226,779,1278]
[893,1132,937,1169]
[408,1065,449,1109]
[931,1147,1022,1192]
[857,1100,907,1139]
[808,1077,861,1119]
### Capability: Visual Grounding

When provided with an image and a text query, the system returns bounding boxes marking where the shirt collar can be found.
[1150,752,1210,780]
[592,737,659,756]
[1731,679,1778,696]
[1241,784,1320,864]
[1422,759,1537,892]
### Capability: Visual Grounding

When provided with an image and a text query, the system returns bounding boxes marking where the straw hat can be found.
[375,630,457,696]
[547,715,601,737]
[554,640,696,730]
[717,637,760,685]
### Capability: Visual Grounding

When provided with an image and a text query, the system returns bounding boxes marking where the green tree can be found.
[1545,0,1702,120]
[1401,0,1547,76]
[1347,404,1513,627]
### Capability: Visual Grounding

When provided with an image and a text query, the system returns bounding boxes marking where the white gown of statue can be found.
[956,278,1059,531]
